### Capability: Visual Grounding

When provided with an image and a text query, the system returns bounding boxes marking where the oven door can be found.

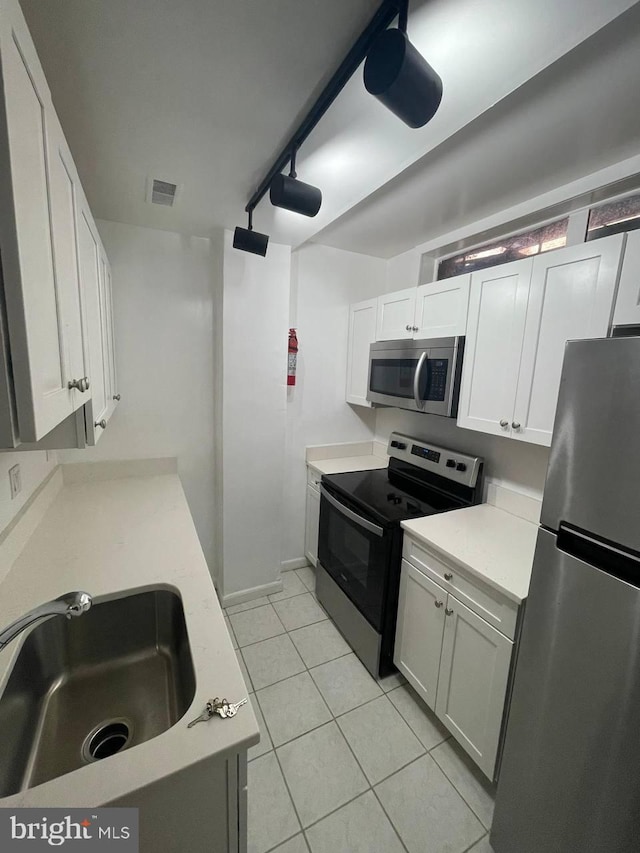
[317,484,392,632]
[367,337,463,417]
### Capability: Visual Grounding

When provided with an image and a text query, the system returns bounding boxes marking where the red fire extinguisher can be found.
[288,329,298,386]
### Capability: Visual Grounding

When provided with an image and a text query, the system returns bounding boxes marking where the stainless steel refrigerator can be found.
[491,336,640,853]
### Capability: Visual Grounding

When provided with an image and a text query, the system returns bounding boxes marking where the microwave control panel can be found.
[425,359,448,401]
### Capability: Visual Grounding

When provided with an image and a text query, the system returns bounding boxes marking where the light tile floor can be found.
[224,566,496,853]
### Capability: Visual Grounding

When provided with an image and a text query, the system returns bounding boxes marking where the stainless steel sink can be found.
[0,589,195,797]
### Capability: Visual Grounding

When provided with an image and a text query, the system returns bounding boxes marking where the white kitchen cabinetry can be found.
[376,288,416,341]
[413,273,471,339]
[305,469,321,567]
[457,258,533,438]
[346,298,377,407]
[394,561,446,709]
[458,235,624,446]
[0,0,86,443]
[0,0,117,448]
[613,230,640,327]
[435,595,512,779]
[394,539,516,780]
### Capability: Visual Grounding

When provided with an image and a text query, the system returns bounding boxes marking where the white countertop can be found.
[308,454,388,476]
[402,504,539,603]
[0,464,258,807]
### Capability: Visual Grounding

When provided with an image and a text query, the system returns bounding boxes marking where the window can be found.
[437,218,569,281]
[586,194,640,241]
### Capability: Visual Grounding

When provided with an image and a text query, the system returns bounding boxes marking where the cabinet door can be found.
[0,2,75,440]
[456,258,533,437]
[394,560,446,711]
[436,596,513,780]
[48,116,90,413]
[305,485,320,568]
[376,288,416,341]
[413,273,471,339]
[512,234,624,446]
[99,250,118,415]
[613,230,640,328]
[346,298,377,407]
[76,202,108,444]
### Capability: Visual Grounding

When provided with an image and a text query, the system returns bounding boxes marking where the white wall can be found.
[375,408,549,498]
[282,244,387,565]
[60,219,217,572]
[0,451,56,539]
[219,230,290,598]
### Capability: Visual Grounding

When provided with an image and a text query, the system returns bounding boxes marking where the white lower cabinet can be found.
[394,545,515,780]
[305,480,321,567]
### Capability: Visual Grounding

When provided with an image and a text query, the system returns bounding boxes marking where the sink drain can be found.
[83,719,133,763]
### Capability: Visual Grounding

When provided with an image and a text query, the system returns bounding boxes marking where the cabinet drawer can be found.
[403,536,518,640]
[307,467,322,490]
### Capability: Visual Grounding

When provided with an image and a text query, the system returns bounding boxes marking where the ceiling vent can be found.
[147,178,179,207]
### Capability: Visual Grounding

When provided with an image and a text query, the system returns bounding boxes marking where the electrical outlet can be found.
[9,463,21,499]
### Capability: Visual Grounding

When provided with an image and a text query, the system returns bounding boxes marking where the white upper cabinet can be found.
[613,230,640,328]
[457,258,533,437]
[512,234,624,445]
[346,298,377,407]
[413,273,471,339]
[0,0,82,442]
[376,288,416,340]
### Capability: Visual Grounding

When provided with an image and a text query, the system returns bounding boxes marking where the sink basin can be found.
[0,588,195,797]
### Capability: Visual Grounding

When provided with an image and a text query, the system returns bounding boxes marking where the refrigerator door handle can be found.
[557,523,640,587]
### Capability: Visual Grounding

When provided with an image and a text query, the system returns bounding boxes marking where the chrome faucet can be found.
[0,592,93,652]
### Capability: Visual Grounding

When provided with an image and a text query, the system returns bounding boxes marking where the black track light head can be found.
[233,210,269,256]
[270,173,322,217]
[364,28,443,129]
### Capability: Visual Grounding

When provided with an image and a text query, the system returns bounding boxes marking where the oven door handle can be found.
[320,485,384,538]
[413,351,428,410]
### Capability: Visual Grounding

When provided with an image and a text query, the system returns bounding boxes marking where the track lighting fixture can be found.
[232,210,269,257]
[364,0,442,129]
[270,149,322,218]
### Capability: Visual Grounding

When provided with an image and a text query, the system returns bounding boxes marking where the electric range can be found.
[316,432,483,677]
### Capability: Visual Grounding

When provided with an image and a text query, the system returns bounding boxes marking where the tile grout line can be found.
[430,749,495,832]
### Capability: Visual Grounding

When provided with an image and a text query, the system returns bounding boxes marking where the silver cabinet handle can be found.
[434,600,444,608]
[113,394,121,401]
[444,572,453,581]
[95,419,107,429]
[68,376,90,393]
[445,607,454,616]
[512,421,521,430]
[413,351,428,411]
[499,419,509,428]
[319,485,384,538]
[405,324,412,331]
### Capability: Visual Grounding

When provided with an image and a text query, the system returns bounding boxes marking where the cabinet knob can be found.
[445,607,454,616]
[499,419,509,428]
[434,600,444,608]
[413,326,419,332]
[405,324,412,331]
[95,419,107,429]
[113,394,121,401]
[512,421,521,430]
[68,376,90,393]
[444,572,453,581]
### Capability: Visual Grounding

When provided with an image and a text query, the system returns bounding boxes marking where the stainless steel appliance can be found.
[316,432,483,677]
[492,336,640,853]
[367,337,464,416]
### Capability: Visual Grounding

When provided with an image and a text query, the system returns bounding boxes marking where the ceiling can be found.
[21,0,640,253]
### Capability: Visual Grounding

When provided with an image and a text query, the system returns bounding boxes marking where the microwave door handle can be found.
[319,486,384,538]
[413,351,428,410]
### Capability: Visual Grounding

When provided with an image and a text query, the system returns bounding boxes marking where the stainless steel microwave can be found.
[367,337,464,417]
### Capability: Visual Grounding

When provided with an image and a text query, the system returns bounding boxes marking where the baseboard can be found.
[220,578,283,608]
[281,557,309,572]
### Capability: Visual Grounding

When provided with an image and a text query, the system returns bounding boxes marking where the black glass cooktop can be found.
[322,465,464,526]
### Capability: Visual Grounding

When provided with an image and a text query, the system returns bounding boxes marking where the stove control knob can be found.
[393,496,402,505]
[456,462,467,472]
[446,459,456,468]
[397,443,406,450]
[390,440,399,448]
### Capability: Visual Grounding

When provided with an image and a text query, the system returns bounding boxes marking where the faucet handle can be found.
[60,592,93,618]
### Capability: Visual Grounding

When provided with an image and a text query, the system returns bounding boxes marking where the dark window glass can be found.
[586,195,640,241]
[437,218,569,280]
